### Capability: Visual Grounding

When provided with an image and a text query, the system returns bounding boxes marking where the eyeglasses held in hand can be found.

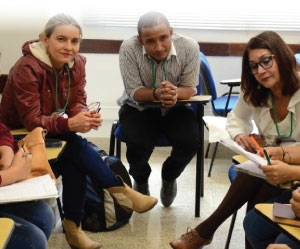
[248,54,274,75]
[88,101,101,113]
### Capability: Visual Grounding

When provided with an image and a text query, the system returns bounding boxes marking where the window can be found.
[81,1,300,31]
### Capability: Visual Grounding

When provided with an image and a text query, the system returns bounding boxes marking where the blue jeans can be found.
[119,104,199,183]
[243,190,300,249]
[0,200,54,249]
[50,133,121,225]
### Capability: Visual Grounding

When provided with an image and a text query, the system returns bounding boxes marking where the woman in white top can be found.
[170,31,300,249]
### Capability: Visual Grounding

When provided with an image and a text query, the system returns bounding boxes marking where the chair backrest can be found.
[199,52,217,100]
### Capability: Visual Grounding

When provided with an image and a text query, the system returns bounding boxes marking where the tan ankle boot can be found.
[107,176,158,213]
[63,219,102,249]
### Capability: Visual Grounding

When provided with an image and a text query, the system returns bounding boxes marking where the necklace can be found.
[53,64,71,113]
[151,59,167,88]
[271,93,293,138]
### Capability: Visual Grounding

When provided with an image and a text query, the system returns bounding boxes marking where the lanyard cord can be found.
[151,59,167,88]
[53,64,71,113]
[271,93,293,138]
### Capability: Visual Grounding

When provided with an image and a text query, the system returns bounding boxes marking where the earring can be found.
[257,84,261,90]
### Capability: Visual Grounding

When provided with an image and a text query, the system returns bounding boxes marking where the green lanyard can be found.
[52,64,71,113]
[271,93,293,138]
[151,59,167,88]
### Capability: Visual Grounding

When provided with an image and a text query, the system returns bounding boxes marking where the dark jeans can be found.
[119,104,199,183]
[0,200,54,249]
[50,133,121,225]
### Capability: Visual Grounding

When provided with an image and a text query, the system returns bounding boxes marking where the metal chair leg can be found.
[207,142,219,177]
[116,139,121,158]
[109,121,118,156]
[56,197,64,222]
[224,210,238,249]
[205,142,211,158]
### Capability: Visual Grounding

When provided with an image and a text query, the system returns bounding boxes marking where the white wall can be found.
[0,11,299,138]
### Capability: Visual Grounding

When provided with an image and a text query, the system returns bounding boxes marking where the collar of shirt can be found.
[143,42,177,61]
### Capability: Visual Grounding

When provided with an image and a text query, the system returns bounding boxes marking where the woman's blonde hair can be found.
[40,13,82,40]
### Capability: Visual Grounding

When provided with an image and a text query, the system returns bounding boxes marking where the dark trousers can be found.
[119,104,200,183]
[50,133,121,225]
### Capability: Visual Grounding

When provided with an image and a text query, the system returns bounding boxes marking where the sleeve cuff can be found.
[57,118,70,133]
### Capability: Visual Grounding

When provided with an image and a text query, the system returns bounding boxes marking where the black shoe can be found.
[133,181,150,195]
[160,179,177,207]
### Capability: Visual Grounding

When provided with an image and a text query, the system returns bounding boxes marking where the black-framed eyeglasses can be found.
[248,54,275,75]
[88,101,101,113]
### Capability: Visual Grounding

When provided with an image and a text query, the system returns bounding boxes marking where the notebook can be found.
[0,174,58,204]
[234,160,266,179]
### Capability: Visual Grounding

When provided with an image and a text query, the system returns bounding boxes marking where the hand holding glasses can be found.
[248,54,274,75]
[88,101,101,113]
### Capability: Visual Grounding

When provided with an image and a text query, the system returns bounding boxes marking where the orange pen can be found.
[249,135,264,155]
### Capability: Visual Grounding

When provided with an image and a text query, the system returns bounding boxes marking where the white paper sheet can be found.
[0,174,58,203]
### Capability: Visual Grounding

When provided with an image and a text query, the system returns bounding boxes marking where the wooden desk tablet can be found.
[10,128,65,160]
[0,218,14,249]
[232,154,248,164]
[255,203,300,244]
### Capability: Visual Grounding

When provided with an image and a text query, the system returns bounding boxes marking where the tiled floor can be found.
[47,141,246,249]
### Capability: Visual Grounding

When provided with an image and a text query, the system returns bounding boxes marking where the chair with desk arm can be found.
[108,54,211,217]
[0,77,65,230]
[200,52,240,177]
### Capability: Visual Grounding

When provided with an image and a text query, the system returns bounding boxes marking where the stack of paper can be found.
[219,138,267,179]
[219,138,267,165]
[233,160,266,179]
[0,174,58,204]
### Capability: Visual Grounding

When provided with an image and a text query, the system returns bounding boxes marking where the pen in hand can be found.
[263,149,280,187]
[263,149,272,165]
[249,135,264,155]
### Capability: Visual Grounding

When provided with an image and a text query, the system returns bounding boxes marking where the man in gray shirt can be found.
[117,11,200,207]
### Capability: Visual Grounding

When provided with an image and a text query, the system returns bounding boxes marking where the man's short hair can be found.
[137,11,170,35]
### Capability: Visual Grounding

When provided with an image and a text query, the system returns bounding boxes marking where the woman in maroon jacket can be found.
[0,13,157,249]
[0,123,54,249]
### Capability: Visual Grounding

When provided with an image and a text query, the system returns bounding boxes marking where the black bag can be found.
[82,144,133,232]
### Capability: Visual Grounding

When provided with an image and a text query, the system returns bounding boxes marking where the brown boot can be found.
[63,219,102,249]
[107,176,158,213]
[170,228,212,249]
